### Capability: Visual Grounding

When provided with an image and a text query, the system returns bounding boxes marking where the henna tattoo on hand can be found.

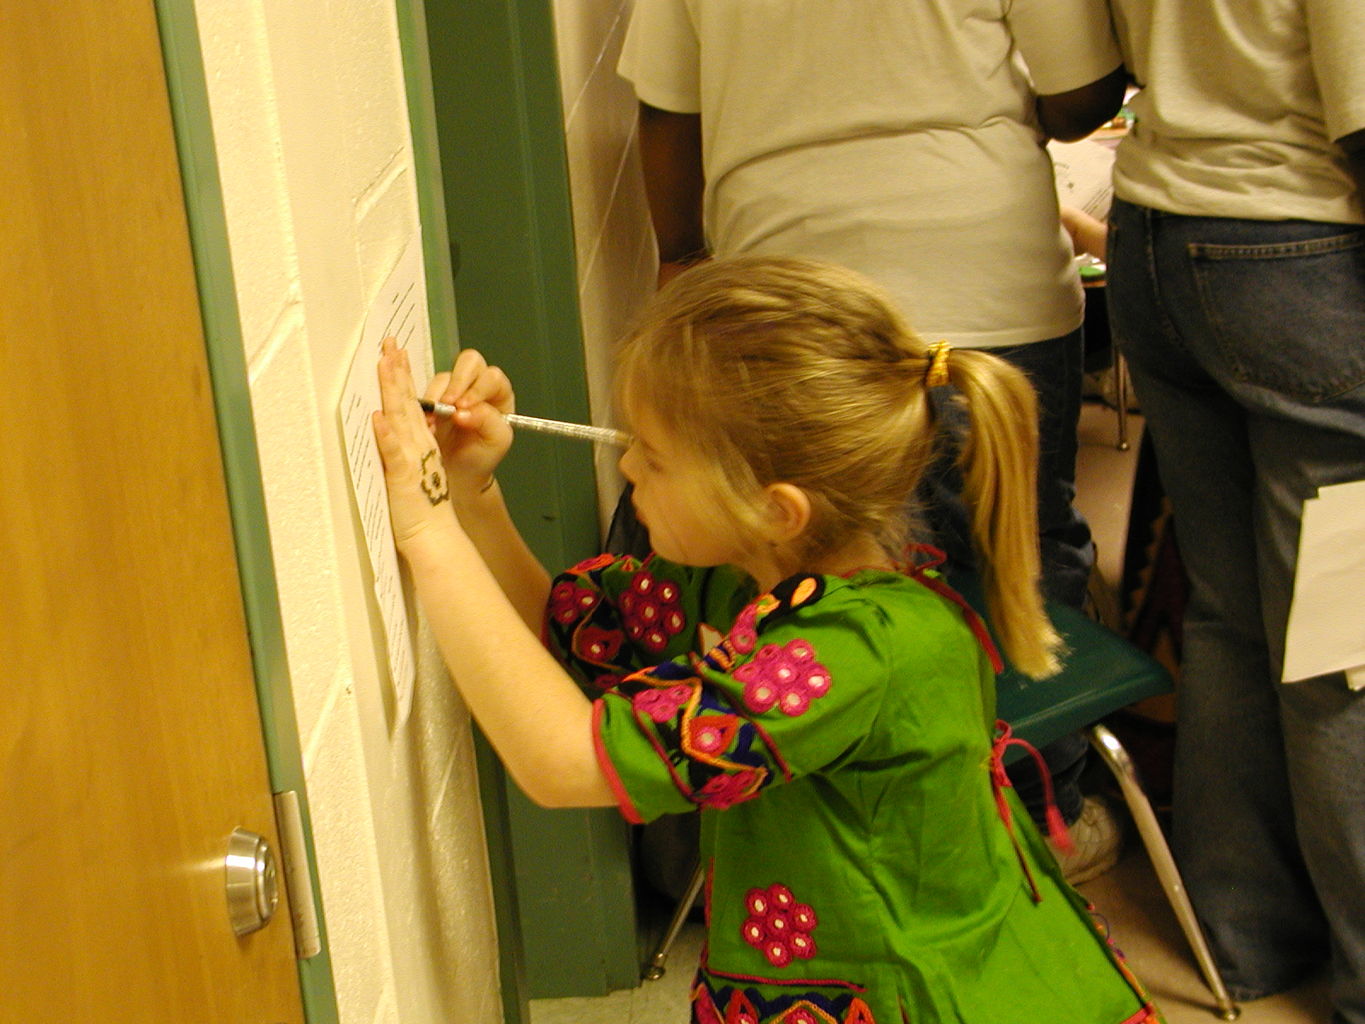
[419,449,450,505]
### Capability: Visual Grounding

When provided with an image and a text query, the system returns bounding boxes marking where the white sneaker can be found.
[1055,796,1123,885]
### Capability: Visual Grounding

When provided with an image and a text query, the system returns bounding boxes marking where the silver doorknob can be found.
[225,827,279,936]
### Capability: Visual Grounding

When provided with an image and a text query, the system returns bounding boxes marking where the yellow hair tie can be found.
[925,341,952,388]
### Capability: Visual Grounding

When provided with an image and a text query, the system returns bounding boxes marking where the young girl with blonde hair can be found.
[374,256,1161,1024]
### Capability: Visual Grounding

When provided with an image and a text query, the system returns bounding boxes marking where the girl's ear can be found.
[761,482,811,543]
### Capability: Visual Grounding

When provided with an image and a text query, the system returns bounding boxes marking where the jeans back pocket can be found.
[1190,228,1365,404]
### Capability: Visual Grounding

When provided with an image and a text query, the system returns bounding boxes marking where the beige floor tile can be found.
[1078,850,1332,1024]
[1075,401,1144,595]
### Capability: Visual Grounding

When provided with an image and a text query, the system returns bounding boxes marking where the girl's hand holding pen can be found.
[421,345,516,490]
[373,340,512,550]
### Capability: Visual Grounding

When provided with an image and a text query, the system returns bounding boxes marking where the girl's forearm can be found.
[402,517,615,809]
[450,479,553,632]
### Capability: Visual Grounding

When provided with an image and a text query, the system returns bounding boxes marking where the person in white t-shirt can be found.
[1100,0,1365,1018]
[615,0,1128,884]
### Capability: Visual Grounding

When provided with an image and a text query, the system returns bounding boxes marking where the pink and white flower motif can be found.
[549,580,598,625]
[741,918,766,947]
[692,986,724,1024]
[745,889,772,917]
[575,625,621,664]
[687,716,733,755]
[620,570,687,652]
[632,683,692,723]
[733,640,833,716]
[696,768,761,809]
[741,883,818,967]
[764,939,792,968]
[764,910,792,938]
[728,602,759,654]
[778,688,811,716]
[781,1007,819,1024]
[726,994,761,1024]
[768,884,795,910]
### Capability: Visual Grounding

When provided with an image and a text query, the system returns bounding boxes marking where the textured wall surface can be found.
[551,0,657,531]
[194,2,502,1021]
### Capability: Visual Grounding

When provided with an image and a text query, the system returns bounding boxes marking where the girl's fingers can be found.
[441,349,514,415]
[377,340,433,444]
[378,338,413,404]
[424,370,453,404]
[442,348,487,407]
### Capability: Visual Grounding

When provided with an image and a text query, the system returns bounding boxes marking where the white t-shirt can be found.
[1110,0,1365,224]
[618,0,1122,348]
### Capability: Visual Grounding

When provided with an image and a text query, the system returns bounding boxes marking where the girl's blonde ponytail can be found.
[942,349,1062,679]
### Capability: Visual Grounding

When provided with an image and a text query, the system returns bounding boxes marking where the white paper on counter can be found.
[338,242,435,727]
[1282,479,1365,687]
[1048,138,1116,220]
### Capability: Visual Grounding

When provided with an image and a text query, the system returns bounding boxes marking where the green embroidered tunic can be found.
[544,553,1161,1024]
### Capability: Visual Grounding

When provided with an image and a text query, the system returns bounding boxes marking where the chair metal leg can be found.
[642,862,705,981]
[1114,349,1131,451]
[1088,724,1241,1020]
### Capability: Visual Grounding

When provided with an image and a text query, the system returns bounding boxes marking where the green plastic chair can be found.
[948,571,1237,1020]
[642,574,1241,1020]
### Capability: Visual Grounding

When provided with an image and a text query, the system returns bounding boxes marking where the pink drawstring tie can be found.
[990,720,1074,902]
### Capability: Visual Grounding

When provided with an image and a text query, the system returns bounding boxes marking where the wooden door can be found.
[0,4,306,1020]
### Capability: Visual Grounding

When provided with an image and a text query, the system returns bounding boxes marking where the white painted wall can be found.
[193,2,502,1022]
[186,0,657,1016]
[550,0,657,531]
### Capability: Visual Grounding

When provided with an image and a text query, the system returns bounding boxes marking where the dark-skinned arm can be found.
[638,101,709,287]
[1339,127,1365,200]
[1036,66,1128,142]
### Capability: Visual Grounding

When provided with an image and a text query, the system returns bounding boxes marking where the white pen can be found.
[418,398,632,448]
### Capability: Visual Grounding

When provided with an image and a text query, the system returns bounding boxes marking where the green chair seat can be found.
[945,571,1173,762]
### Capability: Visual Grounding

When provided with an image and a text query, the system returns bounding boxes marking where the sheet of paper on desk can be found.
[1048,138,1116,220]
[338,241,435,727]
[1282,478,1365,688]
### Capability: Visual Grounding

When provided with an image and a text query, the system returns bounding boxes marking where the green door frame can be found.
[153,3,340,1022]
[158,0,638,1016]
[421,0,643,1004]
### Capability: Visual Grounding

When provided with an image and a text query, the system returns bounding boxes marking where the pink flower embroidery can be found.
[685,714,740,758]
[549,579,599,625]
[632,683,692,723]
[620,570,687,652]
[725,991,761,1024]
[575,624,622,664]
[741,884,818,966]
[692,985,724,1024]
[726,593,781,655]
[729,603,759,653]
[734,639,832,716]
[696,767,762,809]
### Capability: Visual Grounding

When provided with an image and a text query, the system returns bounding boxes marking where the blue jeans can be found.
[1107,198,1365,1019]
[922,327,1095,825]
